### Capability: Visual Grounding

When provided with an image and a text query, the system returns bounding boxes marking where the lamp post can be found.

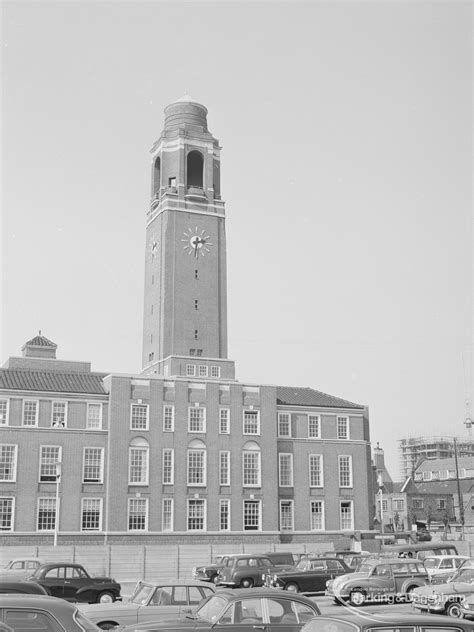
[377,474,384,534]
[54,461,62,546]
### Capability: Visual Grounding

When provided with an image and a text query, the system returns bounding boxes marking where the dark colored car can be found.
[266,556,352,594]
[0,594,100,632]
[26,562,121,604]
[217,554,294,588]
[0,578,49,595]
[192,552,295,584]
[120,588,320,632]
[412,566,474,618]
[300,612,474,632]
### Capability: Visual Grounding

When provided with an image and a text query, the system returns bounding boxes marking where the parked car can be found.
[423,555,470,584]
[323,551,371,570]
[120,588,320,632]
[26,562,121,603]
[193,552,296,584]
[217,554,294,588]
[265,556,352,594]
[0,594,100,632]
[326,557,429,606]
[0,578,49,595]
[460,591,474,620]
[0,557,44,579]
[300,612,474,632]
[412,566,474,618]
[79,579,215,629]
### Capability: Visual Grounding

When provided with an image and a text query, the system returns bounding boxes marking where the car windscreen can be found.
[131,583,154,605]
[195,595,228,622]
[357,563,375,573]
[423,558,438,569]
[451,569,474,583]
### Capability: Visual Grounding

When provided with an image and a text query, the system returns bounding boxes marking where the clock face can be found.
[181,227,212,257]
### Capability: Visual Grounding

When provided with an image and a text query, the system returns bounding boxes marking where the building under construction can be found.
[399,436,474,480]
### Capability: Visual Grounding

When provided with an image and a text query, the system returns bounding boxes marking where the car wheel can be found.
[446,602,463,618]
[240,578,254,588]
[97,591,115,604]
[404,586,416,602]
[98,623,118,630]
[349,589,366,607]
[284,583,299,593]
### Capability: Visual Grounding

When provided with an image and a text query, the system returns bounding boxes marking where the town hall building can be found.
[0,97,374,543]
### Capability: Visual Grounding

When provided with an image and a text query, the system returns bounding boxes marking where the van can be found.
[264,551,296,566]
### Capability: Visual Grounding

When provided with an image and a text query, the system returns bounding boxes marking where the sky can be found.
[1,0,472,479]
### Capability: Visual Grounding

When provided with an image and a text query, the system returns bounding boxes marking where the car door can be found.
[214,597,265,632]
[264,596,317,632]
[63,566,89,601]
[136,585,184,623]
[369,564,394,598]
[39,565,66,598]
[303,560,327,592]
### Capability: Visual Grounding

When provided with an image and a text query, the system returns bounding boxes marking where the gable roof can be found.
[23,334,57,349]
[276,386,364,409]
[0,369,107,395]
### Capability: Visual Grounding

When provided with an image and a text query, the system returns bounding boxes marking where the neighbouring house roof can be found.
[415,480,474,495]
[276,386,364,409]
[416,456,474,473]
[0,369,107,395]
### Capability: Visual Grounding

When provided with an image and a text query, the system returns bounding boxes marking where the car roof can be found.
[135,579,215,588]
[308,612,472,625]
[0,594,74,608]
[424,554,469,560]
[8,557,43,563]
[212,587,319,606]
[364,558,425,565]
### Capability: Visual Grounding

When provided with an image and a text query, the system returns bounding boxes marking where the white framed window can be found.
[81,498,102,531]
[162,448,174,484]
[211,366,220,378]
[219,409,230,434]
[130,403,149,430]
[219,451,230,486]
[422,471,432,481]
[277,413,291,437]
[308,414,320,438]
[439,469,448,480]
[309,454,324,487]
[39,446,61,482]
[198,365,208,377]
[0,400,9,425]
[243,410,260,435]
[163,405,175,432]
[162,498,173,531]
[188,406,206,433]
[413,498,423,510]
[338,455,353,488]
[23,400,38,426]
[187,498,206,530]
[187,448,206,486]
[51,401,67,428]
[377,498,388,513]
[86,403,102,430]
[0,445,17,482]
[129,442,149,485]
[337,416,349,439]
[128,498,148,531]
[219,499,230,531]
[37,498,56,531]
[393,498,405,511]
[340,500,354,530]
[310,500,325,531]
[278,453,293,487]
[243,499,261,531]
[0,497,14,531]
[243,447,261,487]
[186,364,196,377]
[83,448,104,483]
[280,500,294,531]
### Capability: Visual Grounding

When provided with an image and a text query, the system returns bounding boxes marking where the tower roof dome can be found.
[164,95,208,132]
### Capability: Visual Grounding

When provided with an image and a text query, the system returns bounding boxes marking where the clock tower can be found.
[142,96,235,379]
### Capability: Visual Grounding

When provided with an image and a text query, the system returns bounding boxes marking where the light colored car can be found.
[412,566,474,618]
[79,580,215,629]
[0,557,44,579]
[423,555,470,584]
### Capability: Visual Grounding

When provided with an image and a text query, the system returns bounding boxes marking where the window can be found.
[163,405,174,432]
[338,455,353,488]
[129,442,149,485]
[243,449,261,487]
[189,348,196,356]
[37,498,56,531]
[194,299,199,310]
[308,414,320,438]
[219,451,230,486]
[162,448,174,484]
[51,401,67,428]
[128,498,148,530]
[87,403,102,429]
[188,406,206,433]
[243,410,260,435]
[83,448,103,483]
[337,416,349,439]
[279,453,293,487]
[187,498,206,530]
[23,400,38,426]
[187,150,204,187]
[81,498,102,531]
[0,497,14,531]
[39,446,61,482]
[194,269,198,280]
[219,409,230,434]
[169,176,177,187]
[340,500,354,530]
[187,447,206,486]
[219,499,231,531]
[211,366,220,378]
[0,399,9,425]
[243,499,261,531]
[309,454,323,487]
[131,404,149,430]
[310,500,325,530]
[277,413,291,437]
[393,498,405,511]
[162,498,173,531]
[280,500,294,531]
[438,498,447,510]
[0,445,17,482]
[194,330,198,340]
[196,349,203,356]
[422,471,432,481]
[413,498,423,509]
[186,364,196,377]
[199,365,208,377]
